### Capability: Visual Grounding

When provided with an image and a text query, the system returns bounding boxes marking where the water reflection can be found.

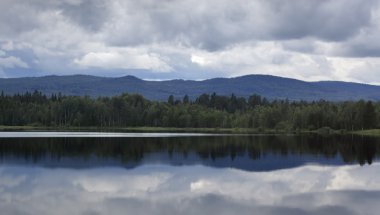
[0,164,379,215]
[1,133,380,214]
[0,135,379,170]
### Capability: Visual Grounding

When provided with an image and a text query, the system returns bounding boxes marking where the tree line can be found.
[0,90,379,131]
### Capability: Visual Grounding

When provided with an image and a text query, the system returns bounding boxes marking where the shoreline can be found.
[0,125,379,136]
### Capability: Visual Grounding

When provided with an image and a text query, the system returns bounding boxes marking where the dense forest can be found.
[0,91,379,131]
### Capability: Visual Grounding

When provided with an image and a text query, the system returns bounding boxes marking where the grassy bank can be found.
[0,125,379,136]
[352,129,380,136]
[0,125,294,134]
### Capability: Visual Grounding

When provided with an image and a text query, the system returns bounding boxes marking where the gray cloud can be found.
[100,0,376,50]
[0,0,377,48]
[61,0,109,32]
[0,0,380,82]
[264,0,375,41]
[0,0,42,37]
[338,41,380,57]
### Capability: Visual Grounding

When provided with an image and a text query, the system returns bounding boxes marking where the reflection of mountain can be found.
[0,135,379,171]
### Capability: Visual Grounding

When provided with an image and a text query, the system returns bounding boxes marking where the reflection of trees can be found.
[0,135,379,166]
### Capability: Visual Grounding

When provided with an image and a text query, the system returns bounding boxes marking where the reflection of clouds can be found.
[190,180,214,192]
[102,195,359,215]
[0,164,379,215]
[72,170,171,195]
[0,171,26,191]
[327,165,380,190]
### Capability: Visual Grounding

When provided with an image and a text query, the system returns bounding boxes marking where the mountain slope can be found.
[0,74,379,101]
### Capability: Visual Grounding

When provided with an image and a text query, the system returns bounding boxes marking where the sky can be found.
[1,0,380,83]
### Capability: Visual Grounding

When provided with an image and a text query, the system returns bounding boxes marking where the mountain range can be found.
[0,74,380,101]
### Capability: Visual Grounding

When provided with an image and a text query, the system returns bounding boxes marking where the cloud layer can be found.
[1,0,380,83]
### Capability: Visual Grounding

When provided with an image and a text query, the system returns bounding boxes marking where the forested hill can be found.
[1,74,380,101]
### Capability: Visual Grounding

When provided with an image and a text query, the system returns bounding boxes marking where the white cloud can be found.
[191,55,213,67]
[0,55,29,69]
[74,50,172,72]
[187,42,337,82]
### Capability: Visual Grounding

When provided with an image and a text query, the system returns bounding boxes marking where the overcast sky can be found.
[1,0,380,83]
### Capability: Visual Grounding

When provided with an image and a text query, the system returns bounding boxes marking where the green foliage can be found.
[0,91,379,130]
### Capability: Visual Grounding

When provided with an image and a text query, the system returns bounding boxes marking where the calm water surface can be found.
[0,132,380,215]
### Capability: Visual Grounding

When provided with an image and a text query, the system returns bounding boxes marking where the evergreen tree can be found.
[168,95,175,105]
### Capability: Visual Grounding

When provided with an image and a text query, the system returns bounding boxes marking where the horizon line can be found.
[0,73,379,86]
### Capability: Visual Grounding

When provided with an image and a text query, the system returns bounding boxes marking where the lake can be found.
[0,132,380,215]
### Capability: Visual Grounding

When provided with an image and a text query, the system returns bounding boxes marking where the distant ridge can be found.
[0,74,380,101]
